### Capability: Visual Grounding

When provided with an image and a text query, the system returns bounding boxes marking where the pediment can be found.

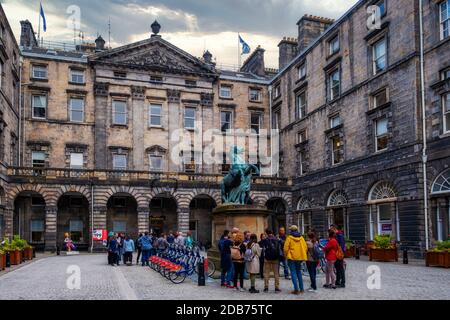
[90,36,217,77]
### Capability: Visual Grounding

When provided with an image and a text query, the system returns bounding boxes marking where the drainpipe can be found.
[419,0,429,251]
[268,85,273,177]
[90,183,94,253]
[18,57,23,167]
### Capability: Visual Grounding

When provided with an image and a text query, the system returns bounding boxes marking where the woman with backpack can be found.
[231,232,246,292]
[323,229,339,289]
[306,231,319,292]
[245,234,262,294]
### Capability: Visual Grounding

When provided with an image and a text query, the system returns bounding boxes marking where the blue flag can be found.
[40,3,47,32]
[239,35,250,54]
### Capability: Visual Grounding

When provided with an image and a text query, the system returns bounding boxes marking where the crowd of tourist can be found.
[106,230,194,266]
[218,224,347,295]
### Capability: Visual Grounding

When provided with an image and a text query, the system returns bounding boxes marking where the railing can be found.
[8,167,291,186]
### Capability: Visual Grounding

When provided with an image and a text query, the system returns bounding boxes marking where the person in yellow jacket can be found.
[283,225,308,295]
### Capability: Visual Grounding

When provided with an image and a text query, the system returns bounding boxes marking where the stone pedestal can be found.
[208,204,270,271]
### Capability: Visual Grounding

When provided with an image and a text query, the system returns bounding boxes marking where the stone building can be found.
[272,0,450,255]
[5,18,291,251]
[0,4,20,241]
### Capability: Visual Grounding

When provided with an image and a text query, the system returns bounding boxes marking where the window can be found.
[274,84,281,98]
[30,220,45,242]
[299,151,307,176]
[329,35,340,55]
[0,61,3,89]
[150,76,163,84]
[375,117,389,151]
[184,107,196,129]
[220,111,233,132]
[372,88,388,109]
[377,203,393,235]
[330,114,341,128]
[444,93,450,133]
[296,92,307,119]
[250,113,262,134]
[441,0,449,40]
[32,151,45,168]
[113,154,127,170]
[114,71,127,78]
[442,67,450,80]
[70,220,83,242]
[332,136,343,165]
[298,62,307,79]
[219,85,232,99]
[149,104,162,126]
[112,100,127,125]
[297,130,307,144]
[249,88,262,102]
[32,65,48,79]
[185,80,197,88]
[70,153,84,169]
[273,111,281,130]
[299,212,312,234]
[372,38,387,75]
[70,69,85,84]
[31,95,47,119]
[113,221,127,234]
[0,24,5,40]
[69,98,84,122]
[221,152,230,174]
[376,0,387,17]
[150,155,163,172]
[328,68,341,101]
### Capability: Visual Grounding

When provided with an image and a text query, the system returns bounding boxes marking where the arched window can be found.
[327,190,348,207]
[432,169,450,194]
[369,181,397,201]
[296,197,312,211]
[146,145,167,172]
[296,197,312,235]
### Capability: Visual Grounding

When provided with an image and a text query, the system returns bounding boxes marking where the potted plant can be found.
[3,239,20,265]
[426,240,450,268]
[369,235,398,262]
[344,238,355,258]
[0,248,5,271]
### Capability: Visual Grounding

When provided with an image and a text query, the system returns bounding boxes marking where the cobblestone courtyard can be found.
[0,254,449,300]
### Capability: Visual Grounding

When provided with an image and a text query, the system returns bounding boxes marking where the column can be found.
[167,89,181,172]
[137,207,149,234]
[286,210,294,229]
[177,207,190,234]
[94,82,109,169]
[132,86,145,170]
[92,206,107,252]
[3,207,14,239]
[44,206,58,252]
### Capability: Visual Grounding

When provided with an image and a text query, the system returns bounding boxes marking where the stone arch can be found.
[263,191,291,210]
[8,184,52,207]
[98,185,148,208]
[431,168,450,195]
[53,185,92,208]
[181,188,221,209]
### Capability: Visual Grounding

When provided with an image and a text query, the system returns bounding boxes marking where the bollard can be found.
[32,247,36,259]
[403,248,408,264]
[355,245,360,260]
[5,252,10,268]
[197,258,206,286]
[56,245,60,256]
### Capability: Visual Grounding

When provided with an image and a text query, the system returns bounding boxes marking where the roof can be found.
[20,47,89,63]
[218,69,271,84]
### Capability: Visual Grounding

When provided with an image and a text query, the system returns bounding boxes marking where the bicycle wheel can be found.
[169,270,187,284]
[206,260,215,277]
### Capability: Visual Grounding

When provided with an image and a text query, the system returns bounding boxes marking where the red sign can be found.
[93,230,108,241]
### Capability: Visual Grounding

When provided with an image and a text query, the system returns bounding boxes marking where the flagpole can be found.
[38,2,41,45]
[238,33,241,70]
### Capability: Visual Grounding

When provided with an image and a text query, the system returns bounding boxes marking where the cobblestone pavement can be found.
[0,254,448,300]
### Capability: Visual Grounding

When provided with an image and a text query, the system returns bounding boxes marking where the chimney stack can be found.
[240,46,266,77]
[278,37,298,70]
[297,14,334,52]
[95,35,106,51]
[20,20,38,48]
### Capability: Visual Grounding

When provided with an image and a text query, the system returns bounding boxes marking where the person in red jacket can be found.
[323,229,338,289]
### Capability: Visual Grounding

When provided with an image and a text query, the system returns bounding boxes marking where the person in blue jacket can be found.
[140,232,153,266]
[219,230,233,287]
[107,235,119,266]
[123,235,135,266]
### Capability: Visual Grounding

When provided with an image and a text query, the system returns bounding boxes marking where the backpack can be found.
[312,243,321,261]
[336,243,345,260]
[244,247,254,262]
[231,246,242,260]
[264,238,281,261]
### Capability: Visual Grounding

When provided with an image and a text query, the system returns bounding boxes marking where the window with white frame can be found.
[274,84,281,99]
[69,98,84,122]
[444,93,450,133]
[372,37,387,75]
[299,151,307,176]
[375,117,389,151]
[149,104,162,126]
[297,130,307,144]
[220,111,233,132]
[149,154,163,172]
[113,154,127,170]
[296,91,307,120]
[70,153,84,169]
[330,114,341,128]
[32,95,47,119]
[219,85,232,99]
[70,69,85,84]
[328,68,340,101]
[299,212,312,234]
[249,88,262,102]
[273,111,281,130]
[442,67,450,80]
[329,35,340,55]
[332,136,343,165]
[112,100,127,125]
[32,151,46,168]
[32,65,48,79]
[371,88,389,109]
[250,113,262,135]
[184,107,196,129]
[441,0,449,40]
[298,62,307,79]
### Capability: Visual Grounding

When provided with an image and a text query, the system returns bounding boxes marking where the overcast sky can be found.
[1,0,358,69]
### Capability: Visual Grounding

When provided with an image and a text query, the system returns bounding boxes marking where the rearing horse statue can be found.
[221,146,260,205]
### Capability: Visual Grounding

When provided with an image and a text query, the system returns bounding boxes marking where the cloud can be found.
[1,0,358,68]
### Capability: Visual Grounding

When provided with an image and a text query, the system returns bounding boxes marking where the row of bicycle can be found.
[148,244,216,284]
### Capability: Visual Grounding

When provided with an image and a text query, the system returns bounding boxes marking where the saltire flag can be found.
[40,3,47,32]
[239,35,251,54]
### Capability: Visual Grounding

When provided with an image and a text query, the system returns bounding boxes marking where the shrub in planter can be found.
[12,236,28,263]
[345,238,355,258]
[2,239,20,265]
[369,235,398,262]
[426,240,450,268]
[0,249,5,271]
